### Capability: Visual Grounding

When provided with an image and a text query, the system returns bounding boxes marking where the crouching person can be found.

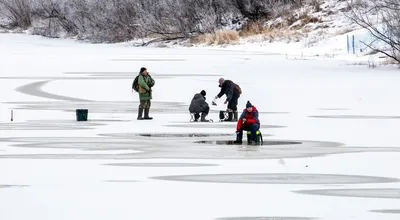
[234,101,260,144]
[189,90,210,122]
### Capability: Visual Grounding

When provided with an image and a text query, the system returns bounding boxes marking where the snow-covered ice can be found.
[1,33,400,220]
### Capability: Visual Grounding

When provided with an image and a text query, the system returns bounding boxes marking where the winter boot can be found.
[137,107,144,120]
[194,113,200,122]
[233,132,242,144]
[233,140,242,144]
[144,108,153,120]
[233,110,238,122]
[200,113,209,122]
[224,112,233,122]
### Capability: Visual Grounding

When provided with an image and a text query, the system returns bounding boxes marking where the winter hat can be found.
[140,67,147,73]
[218,78,225,85]
[246,101,252,108]
[200,90,206,96]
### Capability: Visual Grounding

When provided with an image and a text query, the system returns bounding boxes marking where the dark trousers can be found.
[228,92,240,111]
[193,106,209,119]
[237,123,259,142]
[140,100,151,109]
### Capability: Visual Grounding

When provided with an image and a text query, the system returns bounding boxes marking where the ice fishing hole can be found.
[136,133,233,137]
[194,140,302,145]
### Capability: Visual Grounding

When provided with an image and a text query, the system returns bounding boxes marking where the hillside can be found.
[0,0,397,65]
[153,0,362,54]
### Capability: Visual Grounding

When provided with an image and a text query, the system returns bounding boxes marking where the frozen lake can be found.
[1,33,400,220]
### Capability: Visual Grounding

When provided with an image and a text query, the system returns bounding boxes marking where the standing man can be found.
[214,78,241,121]
[137,67,155,120]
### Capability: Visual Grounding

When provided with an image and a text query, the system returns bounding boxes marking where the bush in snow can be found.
[347,0,400,63]
[0,0,306,43]
[0,0,32,29]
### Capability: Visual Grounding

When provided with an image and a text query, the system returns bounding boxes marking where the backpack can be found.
[132,75,140,92]
[235,83,242,94]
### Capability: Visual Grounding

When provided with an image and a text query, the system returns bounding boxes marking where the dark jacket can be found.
[217,80,239,102]
[236,106,260,130]
[189,93,209,113]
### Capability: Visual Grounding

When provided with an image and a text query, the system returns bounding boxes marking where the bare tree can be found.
[0,0,32,28]
[66,0,140,42]
[137,0,220,39]
[230,0,301,21]
[32,0,77,37]
[346,0,400,63]
[0,0,308,43]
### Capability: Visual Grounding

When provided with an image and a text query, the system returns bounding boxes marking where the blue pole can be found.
[347,35,349,54]
[352,35,355,54]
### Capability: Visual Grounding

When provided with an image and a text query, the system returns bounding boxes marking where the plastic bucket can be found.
[76,109,88,121]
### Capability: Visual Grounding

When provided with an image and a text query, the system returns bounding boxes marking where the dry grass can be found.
[290,14,321,29]
[239,21,266,37]
[191,9,325,46]
[191,30,239,45]
[301,15,321,26]
[238,21,304,42]
[191,25,305,45]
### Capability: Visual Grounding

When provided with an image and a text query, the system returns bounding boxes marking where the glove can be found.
[236,130,240,134]
[215,96,218,99]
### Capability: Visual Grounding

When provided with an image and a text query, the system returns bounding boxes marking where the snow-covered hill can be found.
[0,0,393,66]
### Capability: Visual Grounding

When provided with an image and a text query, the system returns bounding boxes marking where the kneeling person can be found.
[189,90,210,122]
[234,101,260,144]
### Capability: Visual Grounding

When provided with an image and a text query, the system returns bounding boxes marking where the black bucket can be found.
[76,109,88,121]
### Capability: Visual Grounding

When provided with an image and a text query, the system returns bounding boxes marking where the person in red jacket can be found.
[233,101,260,144]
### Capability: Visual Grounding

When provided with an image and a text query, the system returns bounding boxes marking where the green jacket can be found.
[138,73,155,100]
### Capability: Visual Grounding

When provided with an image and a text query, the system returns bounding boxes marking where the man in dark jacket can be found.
[189,90,210,122]
[234,101,260,145]
[214,78,240,121]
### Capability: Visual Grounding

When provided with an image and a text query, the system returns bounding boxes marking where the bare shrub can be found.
[137,0,237,40]
[240,21,266,36]
[346,0,400,63]
[70,0,140,43]
[231,0,304,21]
[29,0,77,38]
[0,0,310,43]
[0,0,32,28]
[300,15,321,26]
[311,0,321,12]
